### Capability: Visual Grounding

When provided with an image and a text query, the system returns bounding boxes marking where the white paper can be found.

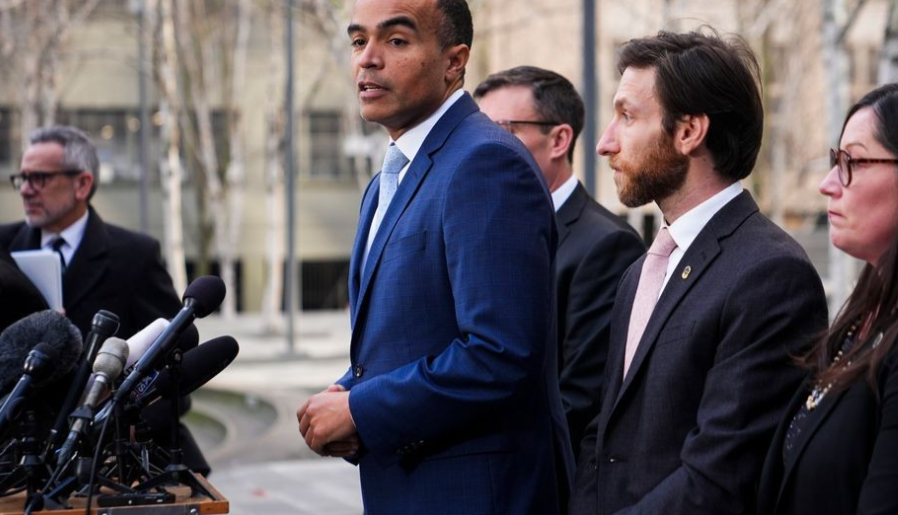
[10,249,63,310]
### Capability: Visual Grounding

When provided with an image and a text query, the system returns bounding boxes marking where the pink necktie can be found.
[623,227,677,378]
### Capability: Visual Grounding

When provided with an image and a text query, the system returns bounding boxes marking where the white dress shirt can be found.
[40,210,89,267]
[363,89,466,263]
[551,175,579,213]
[658,181,743,295]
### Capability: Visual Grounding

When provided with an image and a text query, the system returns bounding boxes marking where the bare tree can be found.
[0,0,101,149]
[149,0,188,293]
[172,0,253,318]
[260,0,288,332]
[878,0,898,83]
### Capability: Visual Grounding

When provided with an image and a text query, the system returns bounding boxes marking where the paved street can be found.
[189,312,364,515]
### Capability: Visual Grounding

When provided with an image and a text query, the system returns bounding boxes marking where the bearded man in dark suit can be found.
[569,30,829,515]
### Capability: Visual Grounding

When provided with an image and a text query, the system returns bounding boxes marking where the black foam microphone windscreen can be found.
[183,276,226,318]
[0,310,83,395]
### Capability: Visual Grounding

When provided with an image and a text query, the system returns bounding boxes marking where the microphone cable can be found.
[83,402,115,515]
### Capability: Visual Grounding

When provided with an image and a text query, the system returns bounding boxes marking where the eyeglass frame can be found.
[9,170,84,192]
[829,148,898,187]
[494,119,562,134]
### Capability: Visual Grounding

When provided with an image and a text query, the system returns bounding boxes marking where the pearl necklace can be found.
[804,324,884,411]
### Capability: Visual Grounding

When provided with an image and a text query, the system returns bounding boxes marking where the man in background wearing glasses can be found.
[0,125,181,341]
[0,125,210,475]
[475,66,645,459]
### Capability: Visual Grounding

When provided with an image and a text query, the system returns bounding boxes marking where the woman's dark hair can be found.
[616,27,763,182]
[800,83,898,394]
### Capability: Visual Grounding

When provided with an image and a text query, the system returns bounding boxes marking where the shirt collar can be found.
[41,209,89,251]
[392,89,465,164]
[665,181,743,253]
[551,175,579,212]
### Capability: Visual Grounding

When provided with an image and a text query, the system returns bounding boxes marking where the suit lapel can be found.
[614,234,721,404]
[603,260,641,407]
[555,182,587,248]
[775,384,848,508]
[8,224,40,252]
[611,191,758,409]
[352,94,479,331]
[349,177,380,324]
[63,208,109,309]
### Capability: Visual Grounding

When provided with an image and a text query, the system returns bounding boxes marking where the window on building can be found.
[57,109,153,182]
[308,111,348,179]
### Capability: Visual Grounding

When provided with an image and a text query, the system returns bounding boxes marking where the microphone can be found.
[56,338,129,466]
[94,335,240,425]
[120,322,198,393]
[129,336,239,409]
[0,310,83,396]
[124,318,169,370]
[93,325,207,424]
[0,343,59,440]
[121,324,199,408]
[113,276,225,405]
[47,310,119,455]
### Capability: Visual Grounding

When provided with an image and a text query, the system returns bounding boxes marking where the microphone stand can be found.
[132,348,214,500]
[0,409,50,502]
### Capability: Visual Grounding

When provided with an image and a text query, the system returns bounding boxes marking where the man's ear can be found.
[74,172,94,202]
[674,113,710,156]
[549,124,575,161]
[444,44,470,84]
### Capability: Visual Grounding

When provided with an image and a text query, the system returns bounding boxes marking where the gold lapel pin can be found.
[681,266,692,280]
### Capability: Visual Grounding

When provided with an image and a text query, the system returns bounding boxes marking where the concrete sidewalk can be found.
[190,311,364,515]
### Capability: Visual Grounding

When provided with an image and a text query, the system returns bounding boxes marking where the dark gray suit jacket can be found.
[556,182,644,458]
[570,190,828,515]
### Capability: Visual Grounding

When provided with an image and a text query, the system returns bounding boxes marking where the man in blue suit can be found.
[296,0,573,513]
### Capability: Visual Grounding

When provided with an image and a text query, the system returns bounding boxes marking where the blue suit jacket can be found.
[338,93,574,514]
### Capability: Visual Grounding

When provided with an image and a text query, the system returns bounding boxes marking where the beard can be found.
[611,132,688,208]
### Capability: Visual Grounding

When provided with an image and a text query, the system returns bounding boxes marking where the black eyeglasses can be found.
[9,170,83,191]
[494,119,561,134]
[829,148,898,187]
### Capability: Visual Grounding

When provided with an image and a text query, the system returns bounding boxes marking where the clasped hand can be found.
[297,384,359,457]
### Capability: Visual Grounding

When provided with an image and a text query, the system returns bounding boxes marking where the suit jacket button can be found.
[353,364,365,378]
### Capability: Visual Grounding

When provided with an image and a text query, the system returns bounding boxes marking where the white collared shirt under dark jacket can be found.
[569,187,828,515]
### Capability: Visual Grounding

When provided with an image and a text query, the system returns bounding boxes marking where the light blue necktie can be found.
[371,144,408,239]
[363,144,409,270]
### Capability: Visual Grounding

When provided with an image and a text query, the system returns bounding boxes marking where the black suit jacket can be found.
[757,345,898,515]
[0,250,49,334]
[0,209,210,475]
[570,190,828,515]
[556,182,645,458]
[0,208,181,339]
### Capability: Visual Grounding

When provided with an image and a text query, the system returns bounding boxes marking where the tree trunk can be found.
[220,0,252,318]
[152,0,188,293]
[261,3,286,333]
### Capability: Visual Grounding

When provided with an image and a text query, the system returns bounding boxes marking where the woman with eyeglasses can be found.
[757,83,898,514]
